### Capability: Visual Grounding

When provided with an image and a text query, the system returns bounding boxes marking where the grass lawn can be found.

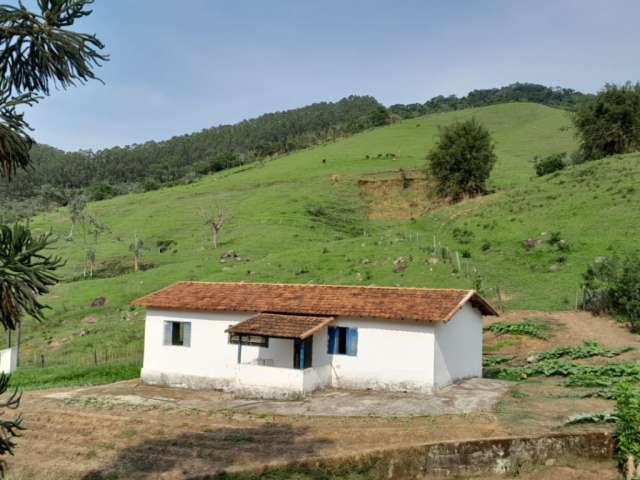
[9,362,141,390]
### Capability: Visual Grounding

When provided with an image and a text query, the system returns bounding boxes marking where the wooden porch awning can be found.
[226,313,335,340]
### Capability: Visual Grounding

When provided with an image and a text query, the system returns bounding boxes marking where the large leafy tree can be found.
[427,118,497,201]
[0,0,106,468]
[573,82,640,162]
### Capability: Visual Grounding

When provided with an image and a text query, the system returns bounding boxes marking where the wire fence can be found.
[19,344,144,371]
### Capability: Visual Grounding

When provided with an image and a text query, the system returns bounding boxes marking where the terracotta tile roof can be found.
[133,282,497,323]
[226,313,335,339]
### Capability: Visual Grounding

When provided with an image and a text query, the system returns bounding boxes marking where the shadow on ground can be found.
[81,423,333,480]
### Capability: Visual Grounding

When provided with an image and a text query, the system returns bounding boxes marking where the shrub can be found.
[88,182,115,201]
[427,118,497,201]
[573,82,640,162]
[142,177,160,191]
[484,319,548,339]
[452,227,474,244]
[581,254,640,332]
[534,153,566,176]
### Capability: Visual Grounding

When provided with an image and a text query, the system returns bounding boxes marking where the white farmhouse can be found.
[133,282,497,398]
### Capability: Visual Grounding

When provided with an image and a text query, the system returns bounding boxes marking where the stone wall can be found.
[234,431,616,479]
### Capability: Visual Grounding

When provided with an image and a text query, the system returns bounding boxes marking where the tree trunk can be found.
[134,254,139,272]
[15,321,21,368]
[212,226,218,249]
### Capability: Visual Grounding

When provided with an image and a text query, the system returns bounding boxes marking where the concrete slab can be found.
[234,378,509,417]
[45,377,509,417]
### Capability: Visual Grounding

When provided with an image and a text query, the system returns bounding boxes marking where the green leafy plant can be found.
[482,354,514,368]
[614,383,640,476]
[581,254,640,332]
[484,320,548,339]
[535,340,633,361]
[534,152,566,176]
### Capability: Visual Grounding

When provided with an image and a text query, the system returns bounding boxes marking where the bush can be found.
[452,227,474,244]
[367,106,391,127]
[581,254,640,332]
[534,152,566,176]
[142,177,160,192]
[88,182,115,201]
[427,118,497,201]
[573,82,640,162]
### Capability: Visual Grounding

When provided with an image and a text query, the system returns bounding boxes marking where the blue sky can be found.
[25,0,640,151]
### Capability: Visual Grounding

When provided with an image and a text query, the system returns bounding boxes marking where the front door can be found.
[293,336,313,369]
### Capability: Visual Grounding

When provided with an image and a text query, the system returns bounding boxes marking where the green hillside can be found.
[19,101,640,368]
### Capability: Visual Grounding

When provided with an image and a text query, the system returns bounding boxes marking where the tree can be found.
[367,106,390,127]
[573,83,640,162]
[79,212,107,278]
[427,118,497,200]
[201,207,226,249]
[0,1,106,469]
[129,234,144,272]
[66,194,87,240]
[0,0,108,179]
[0,224,61,470]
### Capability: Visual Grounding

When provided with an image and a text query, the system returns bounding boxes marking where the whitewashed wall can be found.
[143,309,292,389]
[0,347,17,374]
[433,303,483,387]
[142,304,483,397]
[324,318,436,393]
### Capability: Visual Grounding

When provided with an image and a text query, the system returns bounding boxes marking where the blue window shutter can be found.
[346,328,358,356]
[183,322,191,347]
[163,321,172,345]
[327,326,337,354]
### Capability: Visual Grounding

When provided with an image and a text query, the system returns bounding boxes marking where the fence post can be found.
[40,354,45,368]
[94,348,98,365]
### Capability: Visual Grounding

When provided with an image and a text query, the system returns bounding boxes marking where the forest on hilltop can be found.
[389,82,589,118]
[0,95,385,221]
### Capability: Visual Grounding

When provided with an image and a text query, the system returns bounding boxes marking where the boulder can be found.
[220,250,241,260]
[522,238,542,250]
[393,257,407,273]
[90,297,107,307]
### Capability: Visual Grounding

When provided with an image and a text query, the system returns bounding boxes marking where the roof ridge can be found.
[177,280,473,293]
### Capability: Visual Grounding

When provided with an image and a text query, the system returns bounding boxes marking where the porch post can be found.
[237,336,242,364]
[299,338,305,369]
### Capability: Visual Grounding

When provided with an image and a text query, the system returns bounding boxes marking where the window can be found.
[327,326,357,356]
[163,321,191,347]
[228,333,269,347]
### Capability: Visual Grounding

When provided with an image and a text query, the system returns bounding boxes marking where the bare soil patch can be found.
[358,170,441,219]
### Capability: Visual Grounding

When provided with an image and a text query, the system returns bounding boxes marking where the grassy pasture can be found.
[15,101,640,380]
